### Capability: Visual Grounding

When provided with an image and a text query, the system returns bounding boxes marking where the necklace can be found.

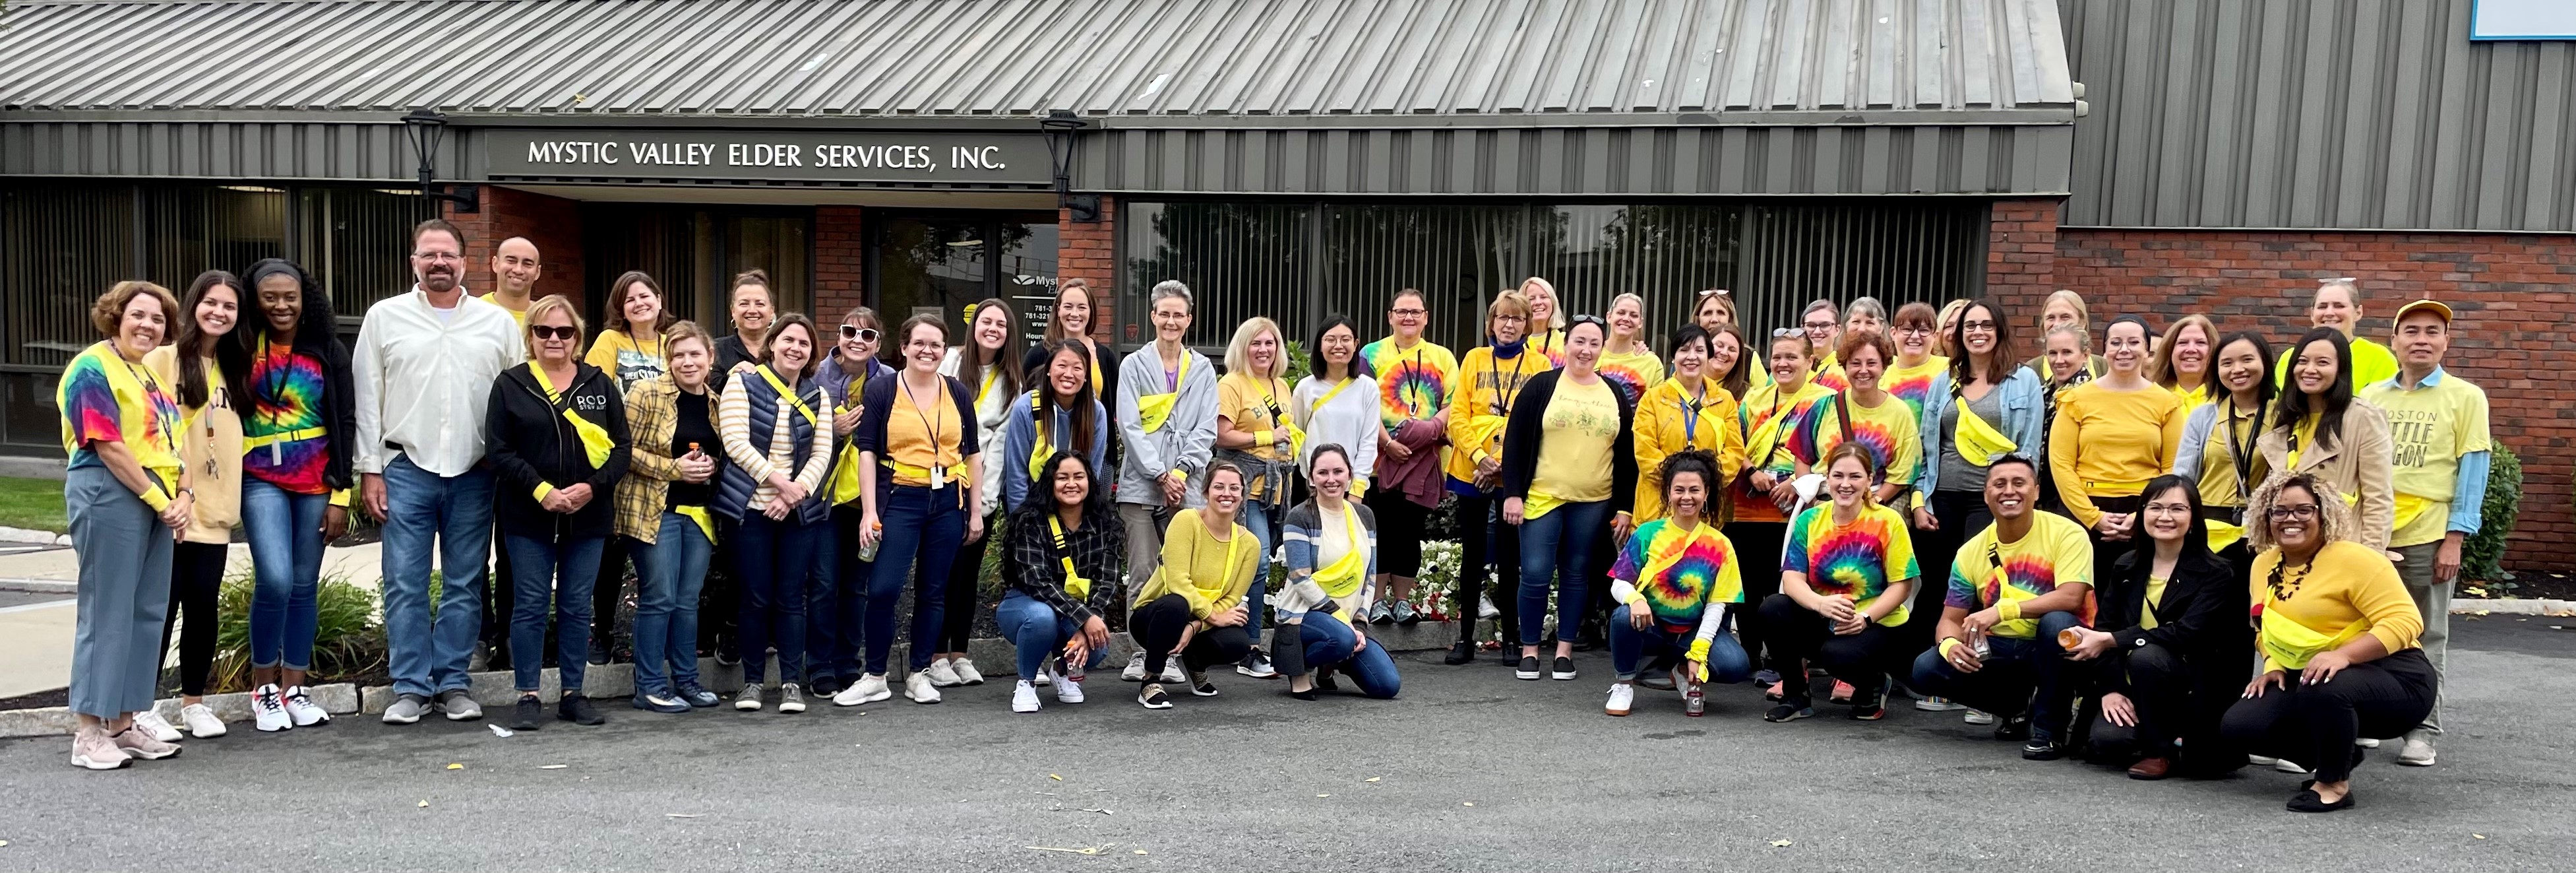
[2267,557,2312,602]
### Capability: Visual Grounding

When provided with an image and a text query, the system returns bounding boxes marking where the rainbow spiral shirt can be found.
[1359,337,1459,433]
[1946,511,2099,637]
[1611,518,1743,633]
[58,341,183,485]
[242,340,333,494]
[1884,355,1949,419]
[1814,393,1922,487]
[1593,348,1665,406]
[1784,503,1918,626]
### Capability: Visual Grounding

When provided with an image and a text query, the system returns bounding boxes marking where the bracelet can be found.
[1938,637,1965,658]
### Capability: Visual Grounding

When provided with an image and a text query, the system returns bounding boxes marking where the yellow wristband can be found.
[534,482,556,502]
[1939,637,1965,658]
[140,487,172,513]
[328,488,353,509]
[1998,600,2022,622]
[1685,639,1711,662]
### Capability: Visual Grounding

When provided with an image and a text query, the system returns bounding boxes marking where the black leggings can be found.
[2221,649,2436,784]
[1130,593,1254,677]
[592,537,629,654]
[2085,641,2249,771]
[1365,488,1428,577]
[160,541,226,696]
[1756,593,1912,702]
[1452,494,1520,645]
[1725,521,1789,673]
[938,511,1000,653]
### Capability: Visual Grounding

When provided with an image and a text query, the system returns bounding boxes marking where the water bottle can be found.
[855,520,882,563]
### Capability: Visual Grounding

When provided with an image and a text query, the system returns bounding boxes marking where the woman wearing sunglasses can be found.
[809,307,890,697]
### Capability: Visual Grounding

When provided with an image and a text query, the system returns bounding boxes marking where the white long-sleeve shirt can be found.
[352,286,524,476]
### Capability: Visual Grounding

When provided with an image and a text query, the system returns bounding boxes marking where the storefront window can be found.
[294,187,435,325]
[1118,202,1313,348]
[873,211,1057,340]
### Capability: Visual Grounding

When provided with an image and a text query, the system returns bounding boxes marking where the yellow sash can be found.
[1951,396,2016,466]
[1049,514,1090,600]
[530,363,615,468]
[754,365,820,428]
[1254,377,1304,457]
[821,393,867,506]
[2204,519,2246,552]
[674,504,717,544]
[241,426,326,451]
[1189,525,1244,606]
[1310,503,1368,598]
[1744,386,1810,469]
[2283,413,2362,507]
[1026,391,1055,480]
[2391,492,2436,534]
[2259,603,2368,670]
[1138,352,1190,433]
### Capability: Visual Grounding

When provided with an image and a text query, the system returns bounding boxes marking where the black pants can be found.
[2083,641,2248,772]
[160,541,227,696]
[591,537,629,655]
[2087,494,2144,589]
[1452,494,1520,645]
[1756,593,1911,703]
[486,515,514,655]
[700,515,741,656]
[2221,649,2436,783]
[821,503,873,680]
[938,510,1001,654]
[1725,521,1789,674]
[1365,488,1428,578]
[1130,593,1254,676]
[1914,490,1992,643]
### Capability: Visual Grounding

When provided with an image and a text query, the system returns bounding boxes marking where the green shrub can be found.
[2461,444,2521,585]
[208,567,386,693]
[1279,339,1311,386]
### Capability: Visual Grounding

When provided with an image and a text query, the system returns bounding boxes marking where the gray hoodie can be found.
[1115,345,1219,509]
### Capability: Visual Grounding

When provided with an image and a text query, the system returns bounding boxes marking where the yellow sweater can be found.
[1134,509,1262,620]
[1632,377,1744,521]
[2047,381,2184,527]
[1445,345,1556,486]
[2248,540,2424,672]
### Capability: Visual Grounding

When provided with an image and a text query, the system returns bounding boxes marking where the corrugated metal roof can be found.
[0,0,2073,119]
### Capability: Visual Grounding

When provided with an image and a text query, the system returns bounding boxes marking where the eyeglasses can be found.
[1389,308,1426,317]
[532,325,578,340]
[412,252,462,263]
[841,325,880,342]
[1802,321,1837,331]
[2267,504,2319,521]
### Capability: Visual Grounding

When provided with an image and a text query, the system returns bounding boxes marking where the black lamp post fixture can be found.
[401,108,479,214]
[1041,109,1099,223]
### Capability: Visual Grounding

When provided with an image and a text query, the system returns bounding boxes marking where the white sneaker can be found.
[1031,664,1053,687]
[952,658,987,686]
[1914,695,1965,712]
[1237,650,1277,678]
[1121,651,1149,682]
[282,686,330,727]
[2246,755,2279,765]
[1161,660,1188,684]
[1011,680,1041,713]
[2354,737,2382,749]
[1477,595,1500,619]
[833,674,893,707]
[1052,664,1086,703]
[2273,758,2310,774]
[133,709,183,743]
[904,670,944,703]
[2398,728,2438,767]
[925,658,963,688]
[1963,709,1997,726]
[179,703,226,738]
[251,684,294,732]
[1605,684,1634,717]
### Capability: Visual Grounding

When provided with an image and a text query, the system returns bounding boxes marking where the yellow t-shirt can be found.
[2141,575,2168,631]
[479,292,532,325]
[2274,336,2400,392]
[2046,381,2184,527]
[2361,372,2491,548]
[140,347,243,544]
[1217,372,1293,500]
[586,329,667,390]
[58,341,184,505]
[1136,509,1262,619]
[1947,511,2097,638]
[1594,347,1665,406]
[1527,376,1621,519]
[1816,392,1923,488]
[886,379,964,488]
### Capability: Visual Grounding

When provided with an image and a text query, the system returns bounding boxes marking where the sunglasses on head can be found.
[532,325,578,340]
[841,325,880,342]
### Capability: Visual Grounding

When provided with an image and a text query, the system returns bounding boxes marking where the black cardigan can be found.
[2093,546,2250,685]
[486,363,633,539]
[1498,369,1639,514]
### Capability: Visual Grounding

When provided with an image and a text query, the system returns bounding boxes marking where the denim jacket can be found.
[1915,364,2044,495]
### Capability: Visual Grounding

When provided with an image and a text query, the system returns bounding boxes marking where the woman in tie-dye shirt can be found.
[1603,451,1747,718]
[1884,302,1950,420]
[1359,288,1458,626]
[1595,293,1665,406]
[1760,444,1920,723]
[1815,330,1922,507]
[1728,332,1838,682]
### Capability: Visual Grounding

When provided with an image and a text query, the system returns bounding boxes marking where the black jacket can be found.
[1499,369,1639,515]
[2093,546,2250,687]
[487,363,632,540]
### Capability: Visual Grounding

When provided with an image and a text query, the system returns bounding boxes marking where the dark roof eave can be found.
[0,107,2078,129]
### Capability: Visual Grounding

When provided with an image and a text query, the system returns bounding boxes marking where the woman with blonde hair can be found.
[1519,276,1568,366]
[1214,315,1297,676]
[1596,292,1664,405]
[2152,313,2220,414]
[2025,289,2106,381]
[619,320,726,713]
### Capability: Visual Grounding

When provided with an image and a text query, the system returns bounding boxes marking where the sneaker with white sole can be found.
[1161,660,1188,684]
[283,686,330,727]
[777,683,807,713]
[1550,657,1578,680]
[1963,709,1997,726]
[437,688,483,721]
[1122,651,1150,682]
[132,709,183,743]
[905,670,943,703]
[380,694,430,725]
[834,674,893,707]
[1605,684,1635,717]
[734,682,764,711]
[2273,758,2309,774]
[1032,667,1052,687]
[2246,755,2280,765]
[1238,649,1277,678]
[1012,680,1041,713]
[112,723,182,760]
[1516,655,1543,680]
[2354,737,2381,749]
[2397,728,2437,767]
[179,702,226,738]
[69,727,129,770]
[1188,671,1220,697]
[925,658,963,688]
[1052,666,1086,703]
[1915,695,1965,712]
[252,684,294,732]
[1137,683,1173,709]
[951,658,987,686]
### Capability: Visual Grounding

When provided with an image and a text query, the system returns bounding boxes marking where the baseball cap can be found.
[2391,299,2453,324]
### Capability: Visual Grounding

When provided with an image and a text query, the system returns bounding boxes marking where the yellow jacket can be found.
[1632,377,1745,521]
[1445,344,1556,487]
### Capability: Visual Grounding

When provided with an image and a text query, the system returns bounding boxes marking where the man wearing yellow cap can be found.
[2358,298,2489,769]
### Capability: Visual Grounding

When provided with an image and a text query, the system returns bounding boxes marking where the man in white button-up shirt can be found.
[353,218,525,725]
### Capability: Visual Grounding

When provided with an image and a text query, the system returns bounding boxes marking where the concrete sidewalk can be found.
[0,541,383,699]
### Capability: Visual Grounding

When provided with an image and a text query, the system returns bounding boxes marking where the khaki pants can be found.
[1119,503,1177,595]
[2391,541,2451,733]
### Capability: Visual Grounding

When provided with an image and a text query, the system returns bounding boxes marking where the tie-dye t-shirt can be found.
[58,341,183,488]
[1885,355,1949,419]
[1526,328,1568,369]
[1594,348,1665,406]
[1811,352,1850,393]
[1947,511,2097,638]
[1733,380,1838,522]
[241,339,333,494]
[1611,518,1744,633]
[1359,337,1459,432]
[1815,393,1923,488]
[1783,503,1919,626]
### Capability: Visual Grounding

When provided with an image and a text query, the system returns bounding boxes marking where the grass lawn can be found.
[0,476,67,533]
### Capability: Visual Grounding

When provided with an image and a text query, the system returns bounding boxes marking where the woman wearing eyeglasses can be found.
[1885,303,1950,420]
[1361,288,1458,627]
[2221,474,2432,812]
[1443,292,1550,663]
[2257,328,2396,554]
[1633,325,1743,525]
[1911,299,2044,717]
[2059,474,2250,779]
[809,306,890,697]
[1798,299,1849,393]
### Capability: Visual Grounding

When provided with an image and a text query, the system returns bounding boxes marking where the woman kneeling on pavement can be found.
[619,321,726,713]
[1761,443,1919,723]
[1126,462,1263,709]
[2220,472,2434,813]
[1276,444,1401,700]
[2060,474,2250,779]
[1603,450,1750,717]
[998,451,1122,713]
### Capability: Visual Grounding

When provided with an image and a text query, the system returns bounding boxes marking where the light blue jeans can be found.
[240,479,326,670]
[378,454,495,699]
[1240,498,1278,646]
[995,591,1109,681]
[629,513,712,696]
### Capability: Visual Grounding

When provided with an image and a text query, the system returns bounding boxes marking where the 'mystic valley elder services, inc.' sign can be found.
[483,129,1055,185]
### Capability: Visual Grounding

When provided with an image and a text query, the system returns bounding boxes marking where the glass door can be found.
[871,210,1058,342]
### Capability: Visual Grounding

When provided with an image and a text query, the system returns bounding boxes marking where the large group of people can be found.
[57,221,2489,813]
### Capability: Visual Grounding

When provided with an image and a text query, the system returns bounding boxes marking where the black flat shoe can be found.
[2288,789,2356,813]
[1443,641,1477,665]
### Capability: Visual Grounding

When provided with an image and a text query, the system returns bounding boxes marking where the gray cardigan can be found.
[1114,345,1220,509]
[1915,364,2046,495]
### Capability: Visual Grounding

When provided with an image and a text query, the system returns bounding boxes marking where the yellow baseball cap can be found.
[2391,299,2453,324]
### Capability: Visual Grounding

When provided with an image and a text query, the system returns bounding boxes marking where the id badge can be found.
[931,464,947,490]
[270,443,283,465]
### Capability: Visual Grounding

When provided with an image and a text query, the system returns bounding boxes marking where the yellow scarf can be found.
[1310,503,1368,598]
[1137,350,1189,433]
[529,363,614,468]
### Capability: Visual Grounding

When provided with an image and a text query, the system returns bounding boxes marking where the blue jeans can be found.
[1291,611,1401,698]
[995,592,1109,681]
[240,479,326,670]
[1909,610,2085,740]
[864,486,966,675]
[804,515,841,682]
[629,514,712,696]
[503,533,605,693]
[733,512,820,685]
[1516,499,1610,647]
[378,454,495,699]
[1609,604,1752,682]
[1240,499,1278,645]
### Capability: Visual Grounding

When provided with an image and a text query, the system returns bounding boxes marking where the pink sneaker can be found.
[113,723,183,760]
[70,727,129,770]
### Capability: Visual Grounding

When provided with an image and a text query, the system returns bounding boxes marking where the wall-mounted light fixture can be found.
[1041,109,1099,223]
[401,108,479,214]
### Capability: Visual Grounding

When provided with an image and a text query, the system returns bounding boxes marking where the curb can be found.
[2451,598,2576,616]
[0,526,65,546]
[0,577,76,593]
[0,683,359,739]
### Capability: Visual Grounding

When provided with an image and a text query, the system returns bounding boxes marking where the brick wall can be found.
[443,186,586,307]
[1058,197,1117,342]
[814,205,865,320]
[1985,198,2061,304]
